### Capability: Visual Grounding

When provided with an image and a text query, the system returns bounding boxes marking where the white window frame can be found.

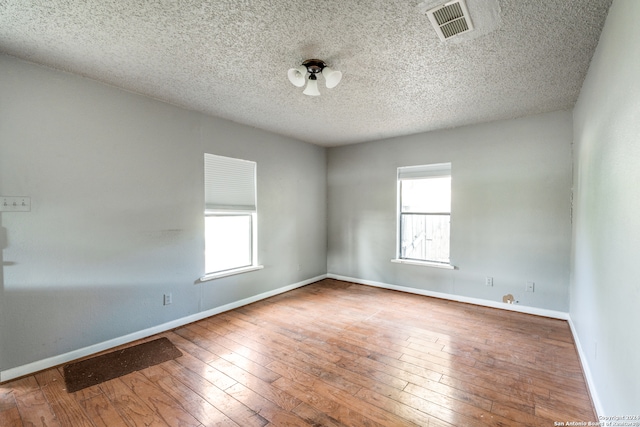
[392,163,455,270]
[200,154,263,282]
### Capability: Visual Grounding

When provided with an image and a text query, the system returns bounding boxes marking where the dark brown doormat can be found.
[63,337,182,393]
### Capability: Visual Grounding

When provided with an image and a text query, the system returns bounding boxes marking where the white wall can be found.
[571,0,640,414]
[327,111,573,312]
[0,54,327,374]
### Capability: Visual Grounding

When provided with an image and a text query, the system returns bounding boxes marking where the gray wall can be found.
[571,0,640,414]
[0,54,327,373]
[327,111,573,312]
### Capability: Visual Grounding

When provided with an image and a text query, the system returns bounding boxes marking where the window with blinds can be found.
[397,163,452,264]
[204,153,258,276]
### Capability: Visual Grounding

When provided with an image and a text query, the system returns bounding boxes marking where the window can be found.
[203,153,261,279]
[204,215,252,273]
[397,163,452,266]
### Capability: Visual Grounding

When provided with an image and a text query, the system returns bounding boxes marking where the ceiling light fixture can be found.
[287,59,342,96]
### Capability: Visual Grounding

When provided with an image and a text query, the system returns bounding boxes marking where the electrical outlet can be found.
[0,196,31,212]
[163,293,172,305]
[526,281,535,292]
[485,277,493,287]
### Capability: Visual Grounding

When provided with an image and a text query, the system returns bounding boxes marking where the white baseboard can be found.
[567,318,604,418]
[0,274,327,383]
[327,273,569,320]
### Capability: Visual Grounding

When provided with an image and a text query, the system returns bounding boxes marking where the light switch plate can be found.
[0,196,31,212]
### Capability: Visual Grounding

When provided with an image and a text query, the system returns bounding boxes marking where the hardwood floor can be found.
[0,279,596,426]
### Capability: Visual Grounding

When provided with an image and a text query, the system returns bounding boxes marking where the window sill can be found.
[391,259,456,270]
[198,265,264,283]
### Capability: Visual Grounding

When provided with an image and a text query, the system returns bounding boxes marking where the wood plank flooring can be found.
[0,278,596,426]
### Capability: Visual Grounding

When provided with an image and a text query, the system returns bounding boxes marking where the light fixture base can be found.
[302,59,327,75]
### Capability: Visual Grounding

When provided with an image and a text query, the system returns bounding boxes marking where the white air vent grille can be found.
[426,0,474,41]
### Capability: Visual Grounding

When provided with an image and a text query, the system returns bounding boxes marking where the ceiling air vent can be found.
[426,0,474,41]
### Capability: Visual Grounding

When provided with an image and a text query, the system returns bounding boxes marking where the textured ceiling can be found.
[0,0,612,146]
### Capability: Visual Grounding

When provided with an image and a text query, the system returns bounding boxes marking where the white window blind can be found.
[204,153,256,212]
[397,162,451,180]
